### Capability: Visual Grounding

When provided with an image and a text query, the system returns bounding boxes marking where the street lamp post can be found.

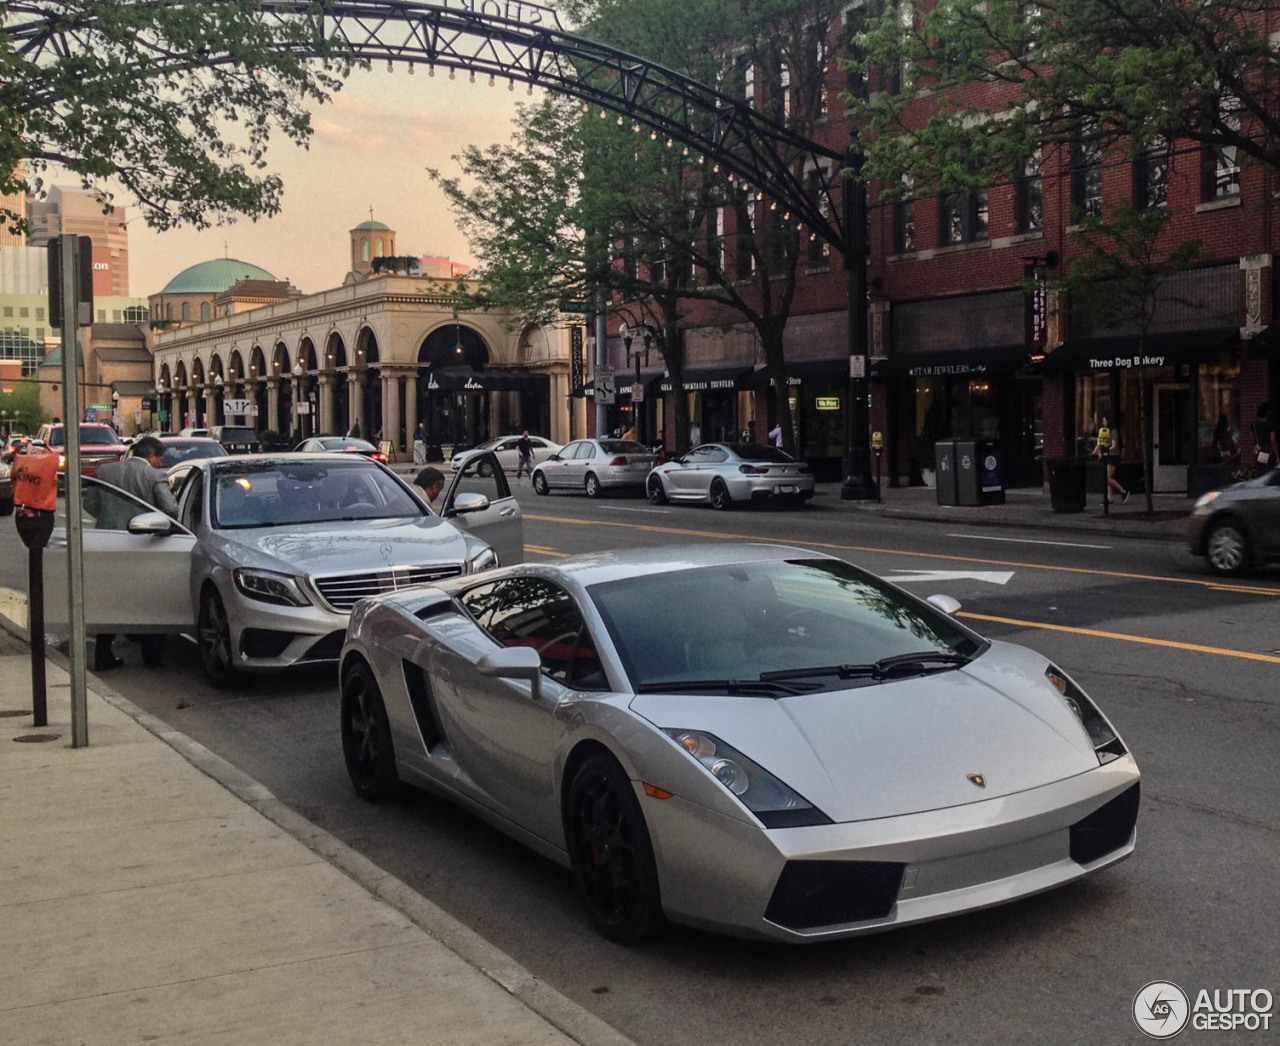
[213,373,224,427]
[619,323,636,441]
[840,132,878,501]
[292,363,304,439]
[111,390,120,435]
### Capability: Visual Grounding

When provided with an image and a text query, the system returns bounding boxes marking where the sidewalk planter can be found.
[1047,457,1087,513]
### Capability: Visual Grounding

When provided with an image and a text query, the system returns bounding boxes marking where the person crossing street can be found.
[515,431,534,480]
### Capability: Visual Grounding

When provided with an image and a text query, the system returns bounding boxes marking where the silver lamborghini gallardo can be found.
[339,544,1140,943]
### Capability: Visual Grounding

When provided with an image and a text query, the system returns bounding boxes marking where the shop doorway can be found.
[1154,383,1193,491]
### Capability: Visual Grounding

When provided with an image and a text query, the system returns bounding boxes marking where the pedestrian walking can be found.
[515,431,534,479]
[1092,413,1129,505]
[1251,403,1278,475]
[413,422,427,465]
[91,437,179,671]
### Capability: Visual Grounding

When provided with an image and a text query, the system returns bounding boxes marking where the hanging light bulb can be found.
[582,102,590,112]
[429,64,435,77]
[527,83,533,95]
[387,59,393,73]
[508,77,515,91]
[756,192,763,201]
[783,211,791,220]
[666,137,674,148]
[770,201,777,210]
[809,233,816,241]
[486,73,494,87]
[600,108,608,118]
[698,155,705,164]
[633,123,641,133]
[650,130,657,140]
[449,67,455,80]
[682,146,689,157]
[469,69,475,83]
[728,172,735,182]
[617,115,624,126]
[408,61,415,75]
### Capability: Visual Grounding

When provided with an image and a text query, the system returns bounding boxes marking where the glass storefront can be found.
[1198,357,1242,464]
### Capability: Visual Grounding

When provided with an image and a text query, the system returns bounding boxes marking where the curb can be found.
[0,610,636,1046]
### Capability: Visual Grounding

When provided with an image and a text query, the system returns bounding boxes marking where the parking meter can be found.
[11,449,59,725]
[871,431,884,502]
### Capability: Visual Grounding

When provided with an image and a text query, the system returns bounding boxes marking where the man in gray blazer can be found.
[91,436,178,669]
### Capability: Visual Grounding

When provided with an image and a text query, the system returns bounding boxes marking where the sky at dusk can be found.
[124,71,527,298]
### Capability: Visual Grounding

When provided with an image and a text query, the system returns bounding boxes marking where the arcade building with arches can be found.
[149,219,579,450]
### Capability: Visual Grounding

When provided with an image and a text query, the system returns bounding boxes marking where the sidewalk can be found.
[0,626,632,1046]
[811,482,1192,543]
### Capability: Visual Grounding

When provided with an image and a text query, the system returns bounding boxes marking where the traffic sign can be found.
[596,367,616,405]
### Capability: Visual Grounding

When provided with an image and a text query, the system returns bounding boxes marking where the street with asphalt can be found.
[1,480,1277,1045]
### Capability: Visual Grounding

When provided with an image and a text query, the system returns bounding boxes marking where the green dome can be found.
[159,258,277,295]
[352,220,391,231]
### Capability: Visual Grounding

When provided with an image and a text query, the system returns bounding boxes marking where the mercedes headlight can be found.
[1193,491,1220,511]
[466,546,499,574]
[1046,665,1124,763]
[664,729,831,827]
[233,568,312,607]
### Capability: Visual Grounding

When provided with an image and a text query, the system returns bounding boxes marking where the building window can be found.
[181,302,191,322]
[807,25,829,119]
[361,238,369,262]
[735,201,756,279]
[1202,94,1241,202]
[166,304,174,321]
[375,238,384,257]
[806,168,831,266]
[36,327,44,338]
[939,182,988,246]
[124,306,146,323]
[1071,133,1103,220]
[890,0,912,96]
[2,307,11,318]
[19,306,28,317]
[36,307,44,320]
[713,206,726,274]
[1134,138,1168,210]
[775,60,792,123]
[1016,151,1043,233]
[97,308,106,322]
[200,302,210,321]
[737,54,755,109]
[894,175,916,252]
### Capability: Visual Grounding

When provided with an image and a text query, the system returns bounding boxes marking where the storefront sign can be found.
[906,363,989,377]
[1086,355,1167,370]
[659,378,737,392]
[815,397,841,411]
[223,398,251,415]
[570,327,584,393]
[1026,270,1049,349]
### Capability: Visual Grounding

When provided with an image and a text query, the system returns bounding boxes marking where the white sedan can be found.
[450,435,561,473]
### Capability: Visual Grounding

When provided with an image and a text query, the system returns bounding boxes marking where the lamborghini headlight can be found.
[466,546,499,574]
[664,729,831,827]
[1046,664,1124,763]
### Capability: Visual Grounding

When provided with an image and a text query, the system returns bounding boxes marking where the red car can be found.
[35,423,128,489]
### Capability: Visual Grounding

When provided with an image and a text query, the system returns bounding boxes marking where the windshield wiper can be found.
[761,651,970,684]
[634,678,820,696]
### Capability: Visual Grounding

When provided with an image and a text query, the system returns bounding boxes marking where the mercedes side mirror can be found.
[450,492,490,515]
[476,646,543,700]
[127,511,174,536]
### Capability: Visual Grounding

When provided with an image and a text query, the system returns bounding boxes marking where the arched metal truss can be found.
[3,0,849,251]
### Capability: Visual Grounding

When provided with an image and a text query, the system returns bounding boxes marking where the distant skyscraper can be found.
[24,186,130,296]
[0,160,26,248]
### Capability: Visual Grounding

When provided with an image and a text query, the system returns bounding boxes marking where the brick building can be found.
[595,10,1279,493]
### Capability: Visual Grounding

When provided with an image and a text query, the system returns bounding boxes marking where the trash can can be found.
[934,440,958,506]
[955,440,980,506]
[976,438,1005,506]
[1047,457,1087,513]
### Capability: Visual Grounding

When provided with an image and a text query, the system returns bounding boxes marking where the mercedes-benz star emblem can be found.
[966,773,986,788]
[379,543,394,560]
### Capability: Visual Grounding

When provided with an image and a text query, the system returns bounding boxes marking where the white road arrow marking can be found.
[879,569,1015,586]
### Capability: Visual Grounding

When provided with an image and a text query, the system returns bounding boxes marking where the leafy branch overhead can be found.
[845,0,1280,196]
[1,0,356,233]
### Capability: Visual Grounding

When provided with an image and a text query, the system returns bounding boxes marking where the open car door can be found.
[440,450,524,565]
[44,475,197,633]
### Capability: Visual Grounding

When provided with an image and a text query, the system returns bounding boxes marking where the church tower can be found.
[348,213,396,280]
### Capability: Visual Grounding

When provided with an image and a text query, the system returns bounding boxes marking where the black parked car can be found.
[208,425,262,454]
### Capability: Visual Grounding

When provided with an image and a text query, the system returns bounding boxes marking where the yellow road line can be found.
[523,513,1280,597]
[958,611,1280,664]
[525,544,570,558]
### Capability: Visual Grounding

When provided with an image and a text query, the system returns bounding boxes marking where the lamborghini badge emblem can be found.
[967,773,986,789]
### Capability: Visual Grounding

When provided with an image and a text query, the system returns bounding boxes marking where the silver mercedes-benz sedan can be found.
[47,451,522,685]
[531,438,656,497]
[647,442,815,509]
[339,544,1139,943]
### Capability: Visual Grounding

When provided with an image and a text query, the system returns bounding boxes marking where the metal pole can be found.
[840,134,877,501]
[635,349,642,444]
[28,547,46,727]
[594,289,608,440]
[57,234,88,747]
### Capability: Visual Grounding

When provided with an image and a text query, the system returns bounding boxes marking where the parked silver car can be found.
[647,442,815,509]
[339,544,1139,943]
[46,452,521,684]
[531,438,656,497]
[449,434,561,473]
[1188,470,1280,574]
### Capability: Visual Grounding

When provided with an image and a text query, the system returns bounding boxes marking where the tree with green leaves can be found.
[0,377,45,434]
[846,0,1280,193]
[1,0,353,235]
[1056,207,1203,513]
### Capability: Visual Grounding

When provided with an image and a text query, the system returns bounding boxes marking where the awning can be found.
[748,359,849,387]
[1043,329,1239,374]
[658,365,753,393]
[420,370,550,393]
[870,344,1038,379]
[1248,324,1278,358]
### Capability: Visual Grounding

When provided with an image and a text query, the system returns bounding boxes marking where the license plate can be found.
[778,484,797,494]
